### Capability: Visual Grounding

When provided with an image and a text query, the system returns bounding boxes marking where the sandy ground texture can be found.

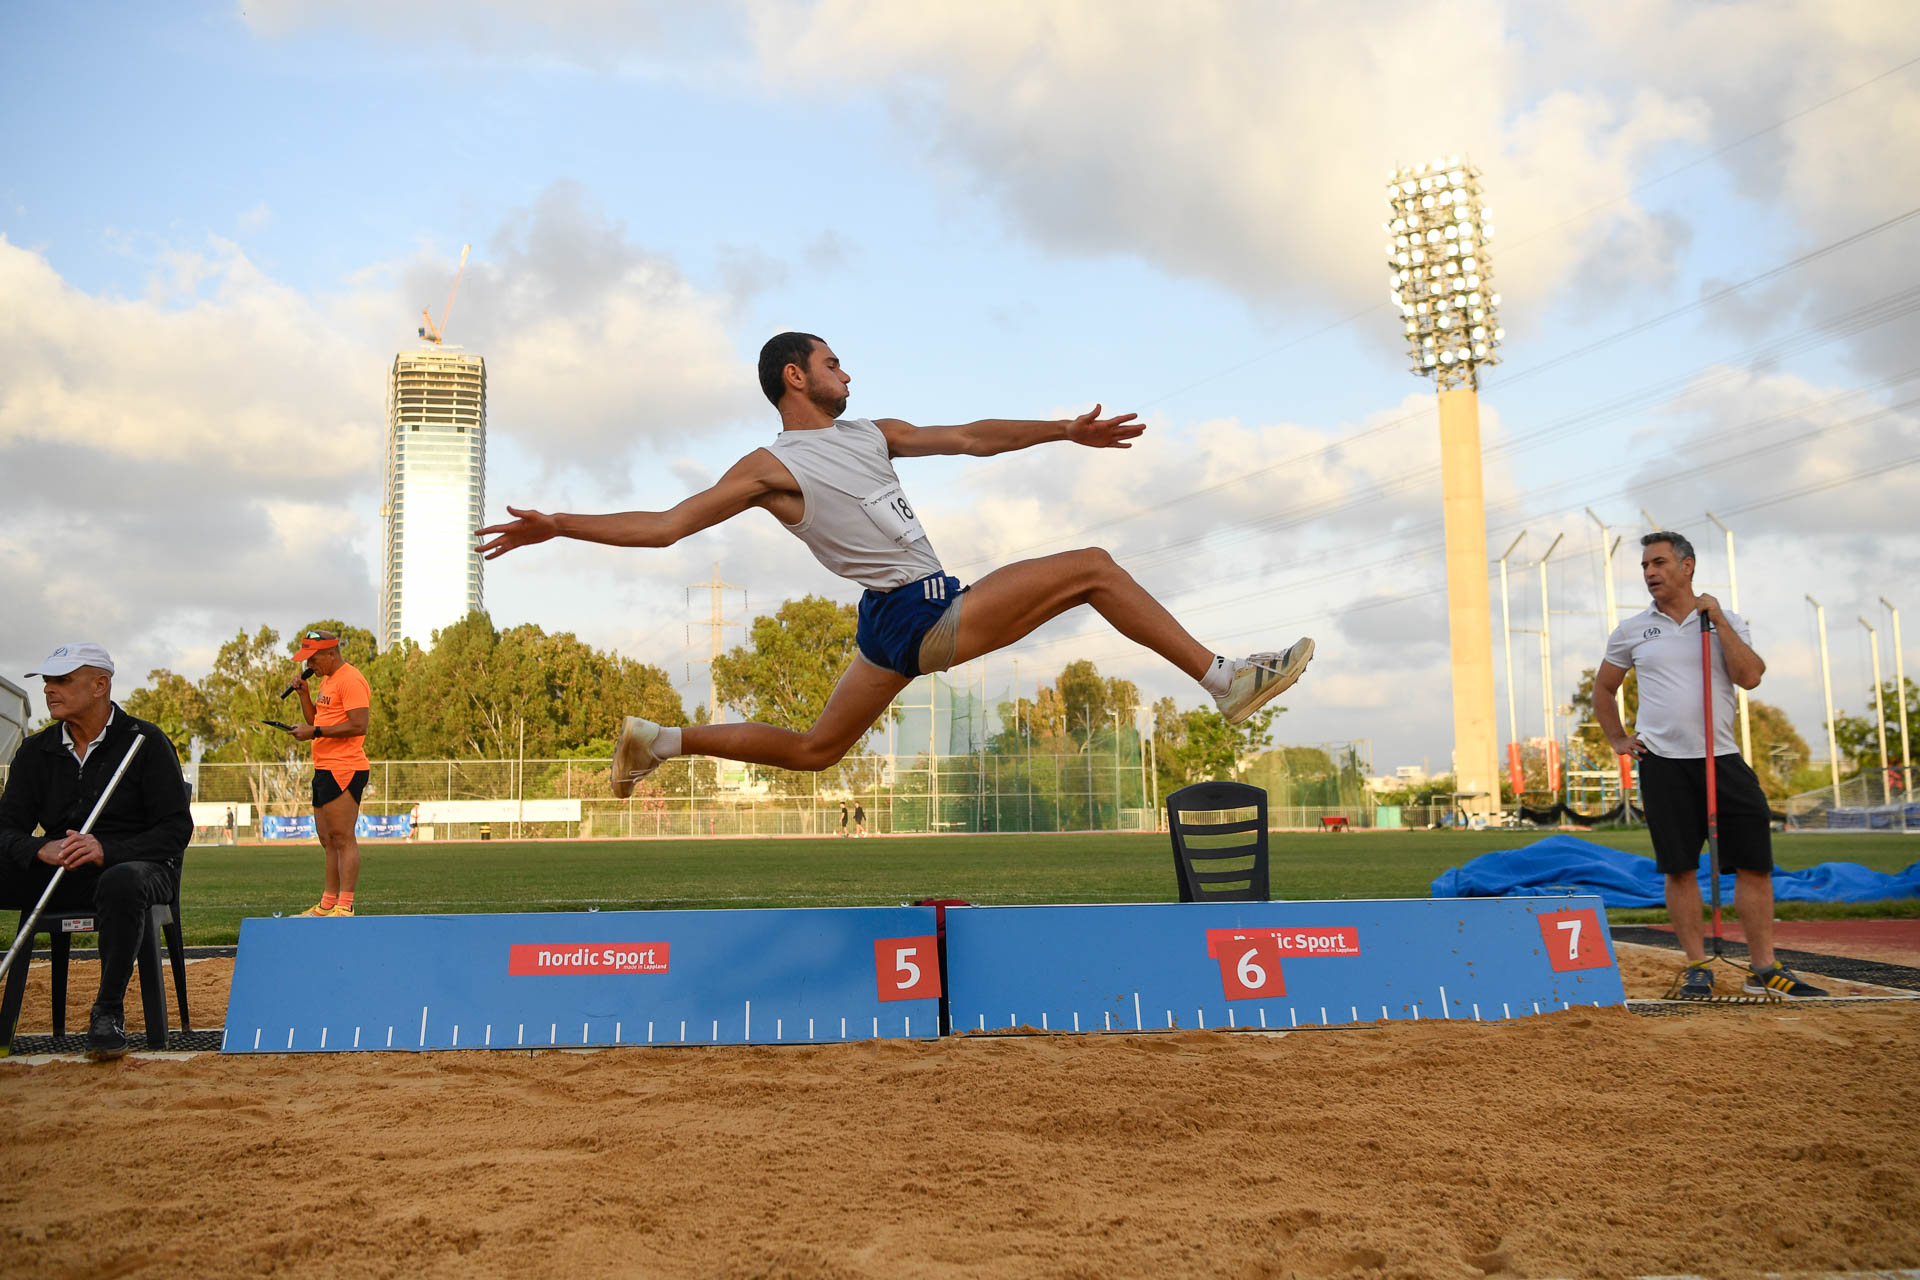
[0,946,1915,1279]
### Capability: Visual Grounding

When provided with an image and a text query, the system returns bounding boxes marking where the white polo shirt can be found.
[1602,602,1750,759]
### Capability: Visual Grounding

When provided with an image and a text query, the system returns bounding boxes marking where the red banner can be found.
[1546,739,1563,792]
[508,943,670,976]
[1507,742,1524,795]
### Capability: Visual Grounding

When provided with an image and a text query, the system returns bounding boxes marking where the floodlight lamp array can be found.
[1384,154,1503,390]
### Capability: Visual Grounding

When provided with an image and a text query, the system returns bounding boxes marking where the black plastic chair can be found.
[0,877,190,1052]
[1166,780,1270,903]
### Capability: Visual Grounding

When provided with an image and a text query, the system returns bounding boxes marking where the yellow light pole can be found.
[1384,155,1504,819]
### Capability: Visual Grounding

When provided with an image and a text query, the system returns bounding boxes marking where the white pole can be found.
[1498,530,1526,748]
[1862,616,1891,806]
[1538,533,1564,775]
[1808,596,1841,798]
[1705,512,1752,763]
[1885,598,1912,802]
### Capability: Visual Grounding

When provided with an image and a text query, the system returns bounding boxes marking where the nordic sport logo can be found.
[1205,926,1362,1000]
[508,943,670,976]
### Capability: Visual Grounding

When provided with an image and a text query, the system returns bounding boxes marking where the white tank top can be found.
[765,418,944,591]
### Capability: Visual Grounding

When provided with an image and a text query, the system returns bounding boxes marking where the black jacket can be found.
[0,704,191,871]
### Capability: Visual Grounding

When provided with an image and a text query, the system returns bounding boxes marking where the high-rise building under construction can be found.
[379,349,485,651]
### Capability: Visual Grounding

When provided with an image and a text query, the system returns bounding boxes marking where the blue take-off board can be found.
[223,906,942,1053]
[942,897,1624,1034]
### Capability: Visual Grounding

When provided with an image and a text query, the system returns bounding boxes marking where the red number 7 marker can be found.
[874,936,941,1001]
[1536,908,1610,972]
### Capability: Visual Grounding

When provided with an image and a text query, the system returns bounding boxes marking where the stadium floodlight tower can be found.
[1384,155,1505,820]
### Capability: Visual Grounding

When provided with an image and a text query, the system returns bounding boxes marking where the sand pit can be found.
[2,945,1917,1278]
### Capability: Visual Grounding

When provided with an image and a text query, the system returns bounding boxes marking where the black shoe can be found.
[1677,961,1715,999]
[85,1006,129,1061]
[1745,964,1829,999]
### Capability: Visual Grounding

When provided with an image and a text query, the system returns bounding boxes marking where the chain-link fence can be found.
[1782,770,1919,832]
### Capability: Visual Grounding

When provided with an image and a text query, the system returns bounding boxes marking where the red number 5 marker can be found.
[874,935,941,1001]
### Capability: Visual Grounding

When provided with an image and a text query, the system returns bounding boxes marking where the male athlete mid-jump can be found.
[477,333,1314,797]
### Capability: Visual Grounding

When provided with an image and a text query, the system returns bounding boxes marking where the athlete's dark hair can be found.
[758,331,824,406]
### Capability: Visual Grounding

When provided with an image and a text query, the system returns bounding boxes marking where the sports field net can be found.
[1782,770,1918,832]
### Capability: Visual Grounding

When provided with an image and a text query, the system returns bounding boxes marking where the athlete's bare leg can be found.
[951,548,1212,678]
[676,549,1214,773]
[314,792,360,896]
[682,654,910,770]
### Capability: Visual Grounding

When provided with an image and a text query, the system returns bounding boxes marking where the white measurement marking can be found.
[451,1026,459,1047]
[711,1020,718,1042]
[1134,992,1142,1030]
[320,1028,328,1049]
[776,1019,782,1041]
[808,1018,814,1040]
[1561,1001,1570,1011]
[221,1029,229,1051]
[1439,986,1450,1018]
[253,1028,261,1050]
[387,1026,394,1048]
[744,1001,751,1041]
[1104,1011,1112,1031]
[1227,1010,1235,1028]
[1351,1006,1358,1023]
[1472,1005,1481,1022]
[1074,1012,1081,1032]
[581,1023,588,1045]
[680,1020,687,1042]
[1289,1008,1297,1028]
[1165,1010,1173,1028]
[979,1014,986,1031]
[871,1017,878,1038]
[648,1021,654,1044]
[905,1017,911,1036]
[1320,1007,1328,1026]
[517,1024,524,1046]
[1503,1003,1511,1019]
[485,1026,492,1046]
[354,1027,362,1048]
[549,1023,556,1045]
[1042,1013,1049,1030]
[614,1023,620,1044]
[840,1017,847,1039]
[287,1028,294,1049]
[420,1007,428,1048]
[1197,1009,1205,1029]
[1413,1006,1420,1021]
[1532,1002,1540,1015]
[1010,1013,1016,1028]
[1259,1009,1267,1029]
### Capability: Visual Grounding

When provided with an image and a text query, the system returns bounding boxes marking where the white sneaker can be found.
[1214,638,1315,724]
[612,716,663,798]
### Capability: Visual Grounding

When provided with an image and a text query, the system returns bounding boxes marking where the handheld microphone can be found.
[278,667,316,700]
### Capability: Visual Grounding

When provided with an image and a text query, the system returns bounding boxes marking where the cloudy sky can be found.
[4,1,1917,771]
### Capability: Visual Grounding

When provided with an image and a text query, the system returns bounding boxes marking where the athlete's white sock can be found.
[654,726,683,758]
[1199,654,1235,696]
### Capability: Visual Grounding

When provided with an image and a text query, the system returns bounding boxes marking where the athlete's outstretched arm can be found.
[878,405,1143,459]
[476,450,788,560]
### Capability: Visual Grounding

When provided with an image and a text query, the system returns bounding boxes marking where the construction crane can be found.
[417,243,471,345]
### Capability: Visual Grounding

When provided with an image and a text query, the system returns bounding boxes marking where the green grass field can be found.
[10,828,1914,947]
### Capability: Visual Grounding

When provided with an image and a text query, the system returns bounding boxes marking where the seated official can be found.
[0,643,191,1059]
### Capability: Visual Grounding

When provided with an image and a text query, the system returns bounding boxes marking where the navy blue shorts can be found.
[857,573,966,678]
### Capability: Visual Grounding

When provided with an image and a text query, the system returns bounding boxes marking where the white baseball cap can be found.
[27,642,116,678]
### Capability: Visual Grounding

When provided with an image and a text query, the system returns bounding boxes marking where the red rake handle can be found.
[1701,612,1722,956]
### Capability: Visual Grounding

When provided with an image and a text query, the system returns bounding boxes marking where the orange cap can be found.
[293,629,341,661]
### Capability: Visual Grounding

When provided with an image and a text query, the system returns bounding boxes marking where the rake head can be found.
[1662,957,1784,1005]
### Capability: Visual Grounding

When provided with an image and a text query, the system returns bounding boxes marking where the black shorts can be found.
[1638,752,1773,875]
[313,769,370,809]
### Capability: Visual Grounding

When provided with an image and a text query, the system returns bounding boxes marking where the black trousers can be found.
[0,858,178,1012]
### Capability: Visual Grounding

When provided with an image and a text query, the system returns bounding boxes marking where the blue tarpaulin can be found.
[1431,834,1920,908]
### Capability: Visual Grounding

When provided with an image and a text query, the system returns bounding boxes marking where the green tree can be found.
[1832,676,1918,782]
[1151,695,1279,794]
[995,660,1140,752]
[1569,666,1638,764]
[121,669,211,762]
[711,596,862,733]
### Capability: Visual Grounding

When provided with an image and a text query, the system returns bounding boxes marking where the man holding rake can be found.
[1594,532,1824,1000]
[478,332,1314,793]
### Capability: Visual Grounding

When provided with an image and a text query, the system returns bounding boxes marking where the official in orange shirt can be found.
[288,630,370,917]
